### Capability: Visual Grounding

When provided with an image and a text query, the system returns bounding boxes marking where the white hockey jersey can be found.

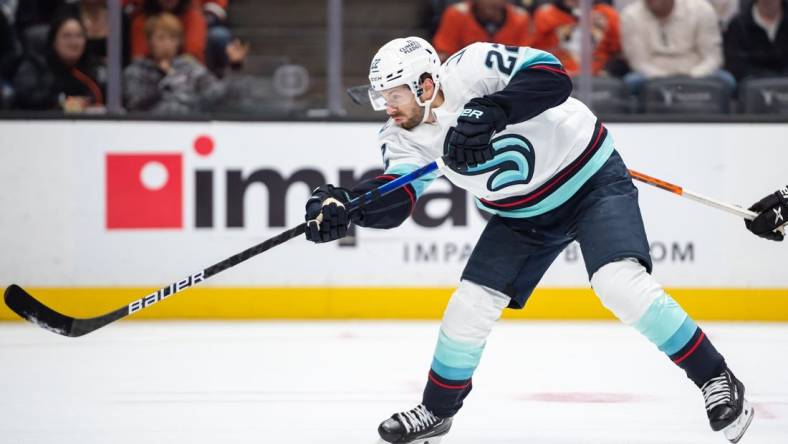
[378,42,615,218]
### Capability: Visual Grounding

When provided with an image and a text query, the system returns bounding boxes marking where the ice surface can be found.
[0,321,785,444]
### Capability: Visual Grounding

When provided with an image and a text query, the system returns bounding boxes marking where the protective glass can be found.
[368,85,414,111]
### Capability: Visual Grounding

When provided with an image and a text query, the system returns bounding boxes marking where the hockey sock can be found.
[422,329,481,417]
[592,260,725,388]
[423,369,473,418]
[422,281,510,418]
[631,293,727,387]
[665,318,726,387]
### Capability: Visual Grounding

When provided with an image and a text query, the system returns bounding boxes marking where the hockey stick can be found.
[346,85,371,106]
[629,169,787,235]
[4,160,443,337]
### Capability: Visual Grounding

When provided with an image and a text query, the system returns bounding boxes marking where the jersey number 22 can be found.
[485,45,519,76]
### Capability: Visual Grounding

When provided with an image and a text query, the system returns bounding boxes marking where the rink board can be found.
[0,120,786,320]
[1,287,788,321]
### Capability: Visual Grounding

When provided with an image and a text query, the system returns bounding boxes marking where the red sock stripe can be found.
[428,372,471,390]
[673,331,706,364]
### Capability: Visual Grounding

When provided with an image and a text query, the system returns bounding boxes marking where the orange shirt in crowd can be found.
[531,3,620,76]
[433,1,532,60]
[129,1,207,62]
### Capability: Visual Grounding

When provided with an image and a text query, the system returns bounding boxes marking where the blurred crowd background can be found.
[0,0,786,118]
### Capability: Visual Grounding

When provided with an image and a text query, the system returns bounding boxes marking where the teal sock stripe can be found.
[431,357,474,380]
[659,316,698,356]
[430,330,485,381]
[633,291,698,355]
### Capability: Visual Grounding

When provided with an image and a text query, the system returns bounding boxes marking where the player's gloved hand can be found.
[305,184,353,243]
[745,185,788,241]
[445,97,508,169]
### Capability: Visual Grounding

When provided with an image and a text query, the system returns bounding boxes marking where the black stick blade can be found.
[346,84,371,106]
[4,285,77,337]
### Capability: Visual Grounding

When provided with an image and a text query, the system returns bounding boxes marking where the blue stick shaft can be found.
[346,160,441,212]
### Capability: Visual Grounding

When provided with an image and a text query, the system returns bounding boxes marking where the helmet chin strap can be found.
[420,101,433,124]
[415,84,440,124]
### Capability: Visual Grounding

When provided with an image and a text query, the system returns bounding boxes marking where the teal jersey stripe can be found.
[633,291,689,349]
[476,135,614,218]
[511,48,562,79]
[385,163,438,198]
[658,315,698,355]
[433,330,486,370]
[431,357,475,381]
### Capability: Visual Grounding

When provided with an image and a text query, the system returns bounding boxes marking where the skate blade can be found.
[723,399,755,443]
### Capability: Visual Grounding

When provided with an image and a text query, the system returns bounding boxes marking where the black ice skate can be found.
[378,404,452,444]
[701,367,754,443]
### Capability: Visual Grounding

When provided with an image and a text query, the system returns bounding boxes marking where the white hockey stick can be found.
[629,169,786,235]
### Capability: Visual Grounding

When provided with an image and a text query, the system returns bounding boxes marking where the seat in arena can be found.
[739,77,788,114]
[573,77,632,114]
[643,77,731,114]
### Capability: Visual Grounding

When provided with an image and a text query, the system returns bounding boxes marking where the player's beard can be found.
[397,105,425,130]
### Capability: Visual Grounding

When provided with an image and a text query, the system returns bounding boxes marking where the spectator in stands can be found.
[127,0,230,72]
[724,0,788,81]
[77,0,130,65]
[201,0,234,75]
[14,0,73,55]
[123,12,246,114]
[620,0,735,94]
[130,0,206,63]
[12,13,105,111]
[432,0,531,61]
[531,0,621,76]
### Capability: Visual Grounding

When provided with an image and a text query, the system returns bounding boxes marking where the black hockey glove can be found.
[305,184,353,243]
[745,185,788,241]
[445,97,508,169]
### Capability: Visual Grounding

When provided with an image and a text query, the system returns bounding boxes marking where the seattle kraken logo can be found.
[459,134,535,192]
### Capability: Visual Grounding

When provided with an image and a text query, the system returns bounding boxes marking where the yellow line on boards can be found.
[1,287,787,321]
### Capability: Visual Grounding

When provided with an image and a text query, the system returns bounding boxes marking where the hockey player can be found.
[303,37,770,443]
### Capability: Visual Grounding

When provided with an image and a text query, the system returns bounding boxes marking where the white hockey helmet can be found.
[368,36,441,113]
